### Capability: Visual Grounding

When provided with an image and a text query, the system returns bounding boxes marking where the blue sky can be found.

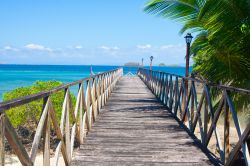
[0,0,189,66]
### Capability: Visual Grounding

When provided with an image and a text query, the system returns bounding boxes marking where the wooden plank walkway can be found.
[73,76,216,165]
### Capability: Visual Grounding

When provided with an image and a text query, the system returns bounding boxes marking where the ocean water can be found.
[0,64,190,101]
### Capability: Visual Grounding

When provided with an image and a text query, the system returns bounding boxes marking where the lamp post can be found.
[184,33,193,79]
[141,58,144,67]
[183,33,193,121]
[150,56,153,70]
[184,33,193,92]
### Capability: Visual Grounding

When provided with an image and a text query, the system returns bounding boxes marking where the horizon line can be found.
[0,63,191,67]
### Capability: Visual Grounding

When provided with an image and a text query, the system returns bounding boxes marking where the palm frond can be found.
[144,0,250,111]
[144,0,200,21]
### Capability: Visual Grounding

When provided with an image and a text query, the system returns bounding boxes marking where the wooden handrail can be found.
[0,68,121,112]
[138,68,250,166]
[137,68,250,95]
[0,68,123,166]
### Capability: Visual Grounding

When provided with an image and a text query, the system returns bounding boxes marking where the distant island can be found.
[159,63,180,67]
[124,62,140,67]
[159,63,166,67]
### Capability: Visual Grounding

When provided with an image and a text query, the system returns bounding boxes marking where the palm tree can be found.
[144,0,250,110]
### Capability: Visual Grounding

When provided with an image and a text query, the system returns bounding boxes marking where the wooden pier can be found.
[72,76,215,165]
[0,68,249,166]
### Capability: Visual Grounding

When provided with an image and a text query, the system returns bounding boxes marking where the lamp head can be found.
[185,33,193,44]
[150,56,154,61]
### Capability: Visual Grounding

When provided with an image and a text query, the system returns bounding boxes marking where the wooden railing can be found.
[0,68,123,166]
[138,68,250,166]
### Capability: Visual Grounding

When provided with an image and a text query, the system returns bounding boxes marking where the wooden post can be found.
[203,99,208,145]
[101,76,105,107]
[79,84,84,144]
[48,103,70,166]
[190,84,194,129]
[43,114,50,166]
[161,74,166,104]
[91,79,97,121]
[190,76,195,128]
[182,78,187,122]
[65,91,71,163]
[0,114,5,166]
[86,81,92,129]
[169,75,173,109]
[5,117,33,166]
[173,78,179,116]
[165,74,169,105]
[30,97,50,163]
[224,90,230,164]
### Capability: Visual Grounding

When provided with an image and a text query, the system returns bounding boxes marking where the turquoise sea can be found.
[0,64,190,101]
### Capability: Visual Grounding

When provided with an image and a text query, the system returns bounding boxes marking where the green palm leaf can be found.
[144,0,250,113]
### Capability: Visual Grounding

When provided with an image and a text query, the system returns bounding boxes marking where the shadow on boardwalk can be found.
[73,76,220,166]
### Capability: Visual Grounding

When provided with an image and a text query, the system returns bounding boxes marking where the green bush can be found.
[3,81,76,128]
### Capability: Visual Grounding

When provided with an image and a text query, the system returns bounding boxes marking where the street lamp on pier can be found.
[150,56,153,70]
[184,33,193,78]
[183,33,193,121]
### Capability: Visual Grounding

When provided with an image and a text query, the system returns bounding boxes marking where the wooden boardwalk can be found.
[72,76,215,165]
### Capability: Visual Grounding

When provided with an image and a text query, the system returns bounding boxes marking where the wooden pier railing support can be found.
[0,114,5,166]
[138,68,250,166]
[0,68,123,166]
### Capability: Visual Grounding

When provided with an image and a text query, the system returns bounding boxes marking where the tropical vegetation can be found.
[144,0,250,112]
[3,81,76,128]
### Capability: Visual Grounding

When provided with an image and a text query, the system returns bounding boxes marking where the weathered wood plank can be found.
[48,103,70,166]
[30,97,50,163]
[70,84,82,157]
[65,92,71,163]
[43,114,50,166]
[224,91,230,163]
[225,122,250,166]
[5,117,33,166]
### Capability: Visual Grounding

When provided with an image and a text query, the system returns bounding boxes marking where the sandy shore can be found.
[5,154,65,166]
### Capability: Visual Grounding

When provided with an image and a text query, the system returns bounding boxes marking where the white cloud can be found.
[113,46,119,50]
[4,46,12,50]
[75,45,83,49]
[161,44,175,49]
[24,44,52,51]
[100,46,110,50]
[99,46,120,51]
[0,43,189,65]
[161,44,185,50]
[137,44,152,49]
[3,46,19,51]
